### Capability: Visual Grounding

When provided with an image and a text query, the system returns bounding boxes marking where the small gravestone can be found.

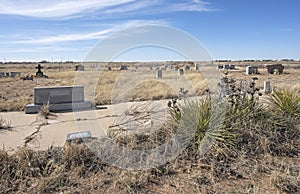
[184,65,190,71]
[75,65,85,71]
[246,66,258,75]
[36,64,44,77]
[178,69,184,76]
[25,85,92,114]
[10,72,21,77]
[156,69,162,79]
[266,64,284,74]
[223,64,230,69]
[66,131,92,141]
[120,65,128,70]
[264,81,271,94]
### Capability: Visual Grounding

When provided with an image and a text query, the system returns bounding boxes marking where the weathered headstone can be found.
[66,131,92,141]
[75,65,85,71]
[246,66,258,75]
[264,81,271,94]
[266,64,284,74]
[10,72,21,77]
[35,64,44,77]
[120,65,128,70]
[178,69,184,76]
[25,86,92,114]
[156,69,162,79]
[224,64,230,69]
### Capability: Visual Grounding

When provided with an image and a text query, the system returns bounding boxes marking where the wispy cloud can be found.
[12,20,170,44]
[0,0,217,19]
[0,0,134,18]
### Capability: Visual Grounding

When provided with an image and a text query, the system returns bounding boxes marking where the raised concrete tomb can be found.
[25,86,92,114]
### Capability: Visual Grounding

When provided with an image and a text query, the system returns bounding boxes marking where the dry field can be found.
[0,61,299,193]
[0,61,299,112]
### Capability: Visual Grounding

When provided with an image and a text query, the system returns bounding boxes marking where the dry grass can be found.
[1,62,299,112]
[0,62,299,193]
[0,116,11,129]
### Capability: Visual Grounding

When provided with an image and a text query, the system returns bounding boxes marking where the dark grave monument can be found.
[266,64,284,74]
[75,65,85,71]
[120,65,128,70]
[36,64,44,77]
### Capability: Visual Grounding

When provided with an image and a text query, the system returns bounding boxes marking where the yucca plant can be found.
[176,97,235,156]
[268,90,300,118]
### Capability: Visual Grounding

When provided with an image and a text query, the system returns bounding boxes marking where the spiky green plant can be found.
[177,97,235,155]
[269,90,300,118]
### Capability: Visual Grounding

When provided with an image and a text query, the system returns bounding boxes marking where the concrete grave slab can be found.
[25,85,92,114]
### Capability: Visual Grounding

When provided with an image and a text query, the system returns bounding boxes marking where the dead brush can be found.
[62,142,100,173]
[108,101,178,150]
[38,101,56,119]
[113,170,152,193]
[270,169,300,193]
[0,116,11,129]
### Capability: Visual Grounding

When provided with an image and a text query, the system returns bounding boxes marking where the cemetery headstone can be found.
[178,69,184,76]
[10,72,21,77]
[75,65,85,71]
[25,85,92,114]
[223,64,230,69]
[156,69,162,79]
[35,64,44,77]
[66,131,92,141]
[266,64,284,74]
[246,66,258,75]
[264,81,271,94]
[120,65,128,70]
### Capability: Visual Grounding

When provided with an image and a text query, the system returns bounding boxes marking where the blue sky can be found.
[0,0,299,62]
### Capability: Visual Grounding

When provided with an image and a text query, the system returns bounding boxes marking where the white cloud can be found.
[0,0,217,18]
[0,0,134,18]
[13,20,170,44]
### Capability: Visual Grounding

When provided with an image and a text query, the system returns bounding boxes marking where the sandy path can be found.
[0,100,168,151]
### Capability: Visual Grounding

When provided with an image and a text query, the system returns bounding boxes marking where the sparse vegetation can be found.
[0,116,11,129]
[0,63,299,193]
